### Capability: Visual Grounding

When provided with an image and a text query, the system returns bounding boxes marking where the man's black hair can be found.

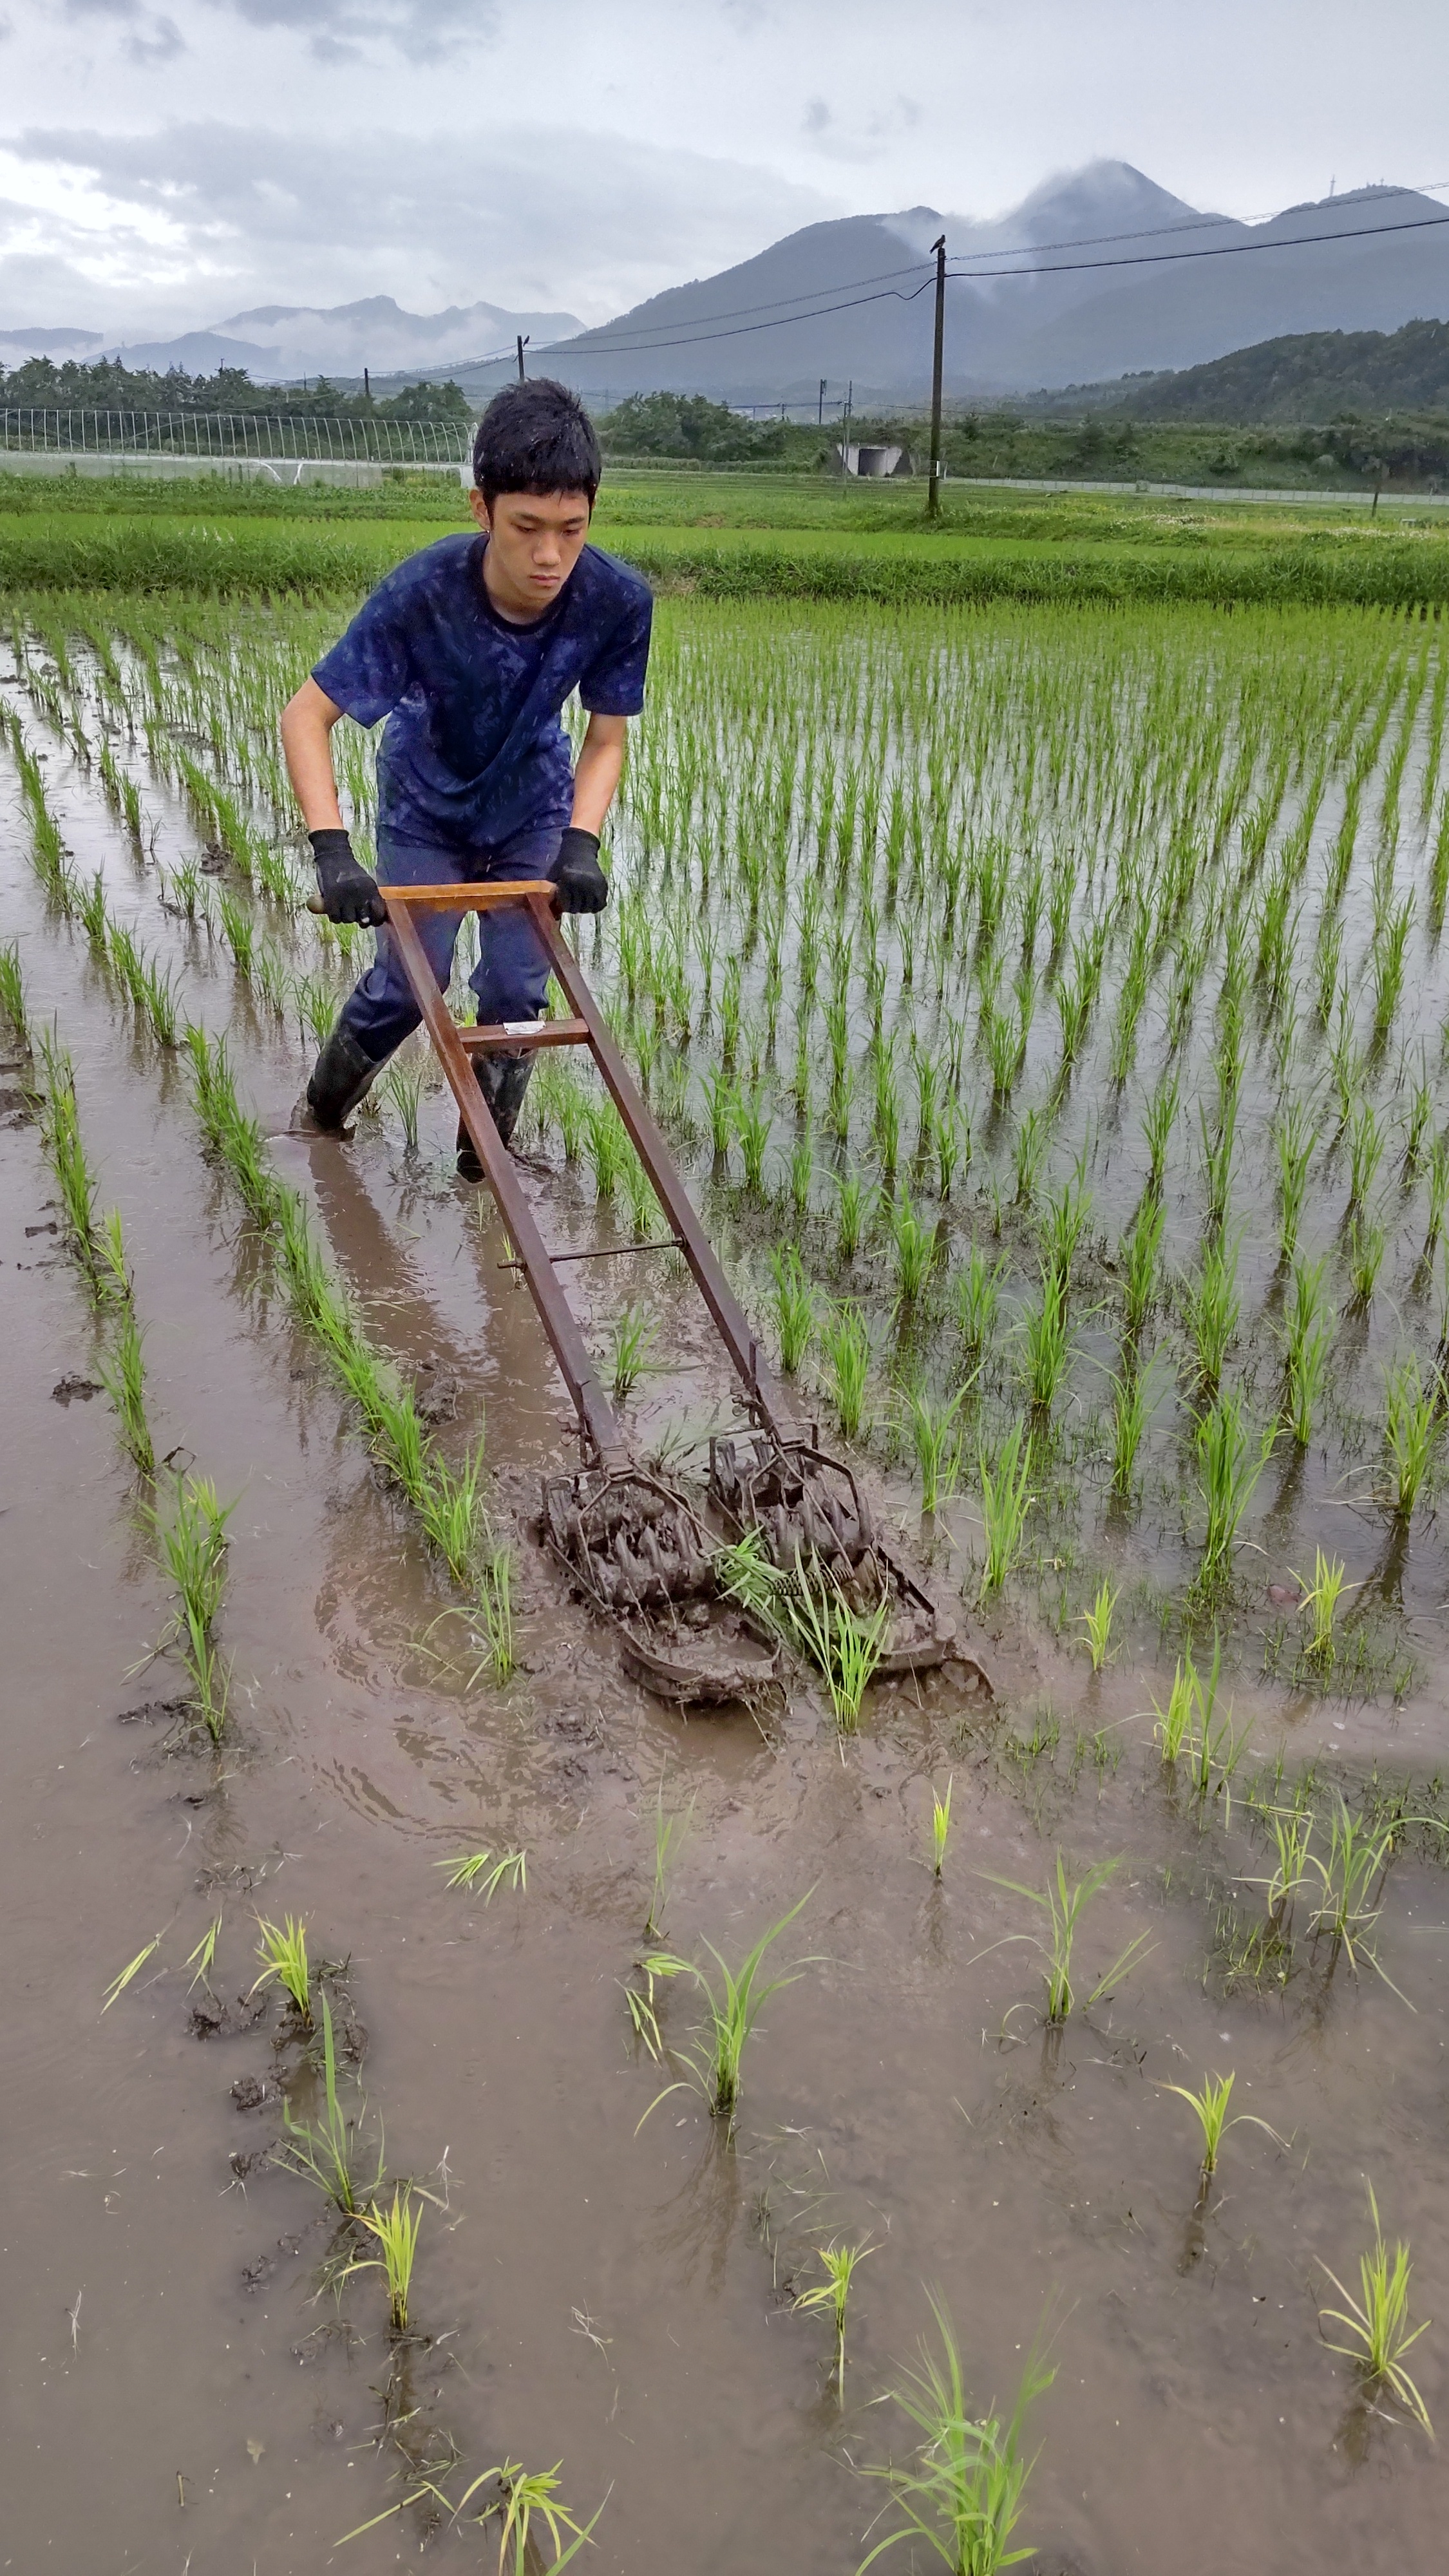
[472,377,601,508]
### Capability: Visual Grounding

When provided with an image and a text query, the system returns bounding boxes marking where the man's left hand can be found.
[551,827,610,914]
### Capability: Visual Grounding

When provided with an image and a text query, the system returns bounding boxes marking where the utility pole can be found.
[516,334,529,383]
[927,232,946,520]
[363,365,370,401]
[818,377,826,426]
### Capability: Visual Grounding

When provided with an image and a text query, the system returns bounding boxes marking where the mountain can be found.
[206,294,582,384]
[104,328,278,375]
[532,165,1449,404]
[1047,318,1449,423]
[0,326,105,359]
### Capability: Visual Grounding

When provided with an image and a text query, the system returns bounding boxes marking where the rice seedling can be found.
[1258,1802,1315,1931]
[794,2236,874,2402]
[1151,1654,1198,1765]
[890,1192,936,1305]
[982,1853,1151,2023]
[1105,1348,1166,1497]
[857,2291,1054,2576]
[769,1246,815,1374]
[1383,1354,1443,1517]
[98,1309,155,1479]
[644,1776,694,1941]
[276,1993,384,2217]
[821,1301,873,1443]
[1017,1264,1072,1412]
[784,1556,893,1730]
[1119,1194,1165,1336]
[101,1933,162,2013]
[1157,2070,1283,2184]
[252,1913,312,2027]
[1142,1074,1179,1196]
[834,1168,868,1265]
[439,2460,607,2575]
[1010,1105,1047,1205]
[469,1547,516,1683]
[1425,1137,1449,1260]
[977,1421,1034,1596]
[0,939,28,1042]
[1281,1253,1334,1446]
[908,1381,971,1516]
[95,1206,132,1304]
[1296,1548,1351,1671]
[1305,1792,1402,1978]
[1345,1100,1386,1212]
[1345,1212,1386,1312]
[1183,1233,1240,1390]
[930,1776,952,1879]
[640,1889,813,2124]
[583,1095,630,1202]
[954,1247,1006,1356]
[733,1084,772,1195]
[415,1441,486,1584]
[436,1849,527,1898]
[1318,2184,1433,2433]
[381,1057,426,1153]
[1079,1578,1118,1672]
[1273,1100,1314,1262]
[353,2186,423,2334]
[1195,1389,1275,1587]
[608,1303,656,1403]
[35,1030,100,1282]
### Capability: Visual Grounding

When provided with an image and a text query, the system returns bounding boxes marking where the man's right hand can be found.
[310,828,386,926]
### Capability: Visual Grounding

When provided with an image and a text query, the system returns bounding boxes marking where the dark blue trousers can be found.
[338,824,565,1065]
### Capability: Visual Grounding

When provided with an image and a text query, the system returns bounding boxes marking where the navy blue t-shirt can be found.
[312,533,652,851]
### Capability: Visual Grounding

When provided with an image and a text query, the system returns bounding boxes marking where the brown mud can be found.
[4,717,1449,2576]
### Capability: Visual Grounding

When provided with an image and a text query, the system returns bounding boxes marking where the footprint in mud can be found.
[52,1373,100,1404]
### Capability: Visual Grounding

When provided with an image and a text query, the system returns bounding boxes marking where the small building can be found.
[836,443,913,478]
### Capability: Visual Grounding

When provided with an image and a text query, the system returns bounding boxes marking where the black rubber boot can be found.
[306,1023,384,1133]
[456,1052,534,1180]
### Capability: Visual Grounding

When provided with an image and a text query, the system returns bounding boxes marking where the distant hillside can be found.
[1061,318,1449,421]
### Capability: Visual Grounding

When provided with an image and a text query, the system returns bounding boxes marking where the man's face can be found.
[470,486,592,616]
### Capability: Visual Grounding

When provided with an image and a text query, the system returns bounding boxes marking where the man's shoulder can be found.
[375,532,479,605]
[573,542,653,621]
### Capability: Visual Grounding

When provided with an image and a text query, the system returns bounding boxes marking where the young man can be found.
[281,377,651,1173]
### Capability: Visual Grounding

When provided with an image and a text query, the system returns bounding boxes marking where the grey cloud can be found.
[4,122,833,329]
[199,0,494,62]
[126,12,185,58]
[803,91,923,162]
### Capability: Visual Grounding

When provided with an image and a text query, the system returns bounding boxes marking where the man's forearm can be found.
[281,678,346,832]
[570,715,627,835]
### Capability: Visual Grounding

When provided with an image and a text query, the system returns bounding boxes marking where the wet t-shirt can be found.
[312,533,653,851]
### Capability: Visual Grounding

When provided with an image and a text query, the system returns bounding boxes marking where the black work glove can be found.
[550,826,609,915]
[310,827,386,927]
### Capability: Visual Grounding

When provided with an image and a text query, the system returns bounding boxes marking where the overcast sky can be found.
[2,0,1447,333]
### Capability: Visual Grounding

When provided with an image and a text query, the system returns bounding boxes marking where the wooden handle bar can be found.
[306,881,558,917]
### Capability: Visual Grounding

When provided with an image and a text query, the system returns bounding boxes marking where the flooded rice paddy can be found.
[4,595,1449,2573]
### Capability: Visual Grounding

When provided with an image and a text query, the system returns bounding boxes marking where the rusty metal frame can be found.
[379,880,799,1466]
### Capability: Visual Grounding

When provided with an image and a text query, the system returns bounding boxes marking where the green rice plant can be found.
[608,1302,656,1403]
[1010,1106,1047,1205]
[982,1853,1151,2023]
[437,2460,607,2575]
[415,1441,486,1584]
[1105,1348,1165,1497]
[795,2236,874,2402]
[908,1382,971,1516]
[0,939,28,1043]
[381,1057,425,1153]
[769,1247,815,1375]
[140,956,180,1047]
[834,1168,868,1265]
[1305,1792,1399,1974]
[184,1913,222,1996]
[1371,896,1414,1043]
[150,1472,235,1733]
[1039,1165,1092,1289]
[977,1421,1034,1596]
[1317,2185,1432,2433]
[275,1993,384,2217]
[821,1300,873,1444]
[788,1557,893,1730]
[1017,1264,1072,1412]
[930,1776,953,1879]
[641,1889,812,2123]
[933,1099,965,1200]
[1195,1389,1274,1586]
[857,2299,1055,2576]
[437,1849,527,1898]
[644,1776,695,1942]
[1423,1136,1449,1258]
[162,856,202,919]
[470,1547,515,1684]
[1142,1073,1179,1196]
[1282,1279,1333,1447]
[1151,1653,1197,1765]
[890,1192,936,1305]
[1383,1354,1443,1518]
[1273,1099,1314,1262]
[354,2186,422,2335]
[1295,1548,1351,1671]
[733,1084,772,1195]
[954,1247,1005,1356]
[98,1309,155,1479]
[369,1383,432,1505]
[583,1095,629,1202]
[1157,2069,1282,2184]
[35,1030,100,1283]
[95,1206,132,1304]
[252,1913,312,2027]
[1183,1234,1240,1390]
[1079,1580,1118,1673]
[1119,1194,1165,1336]
[216,888,256,980]
[75,867,109,952]
[1345,1099,1386,1211]
[100,1933,162,2013]
[1258,1803,1314,1931]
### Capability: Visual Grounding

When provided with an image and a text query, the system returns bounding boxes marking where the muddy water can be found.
[5,728,1449,2576]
